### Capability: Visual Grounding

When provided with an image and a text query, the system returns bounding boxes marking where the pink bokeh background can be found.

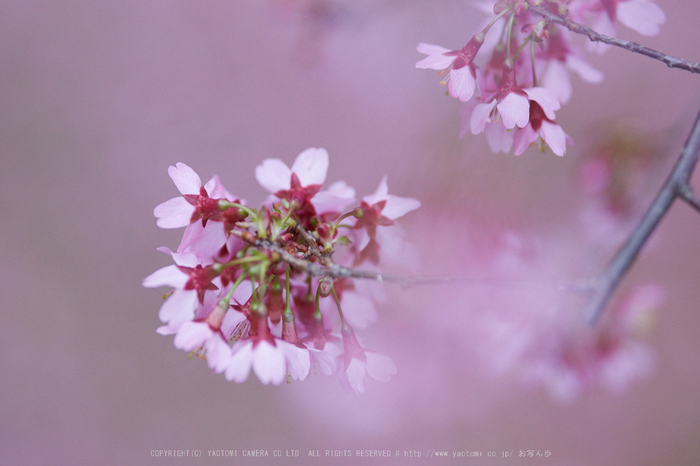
[2,1,700,464]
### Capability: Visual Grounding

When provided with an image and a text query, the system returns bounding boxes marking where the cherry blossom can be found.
[416,34,485,102]
[340,325,397,394]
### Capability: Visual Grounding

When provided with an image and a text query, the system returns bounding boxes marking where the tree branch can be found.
[528,4,700,75]
[677,182,700,214]
[583,108,700,325]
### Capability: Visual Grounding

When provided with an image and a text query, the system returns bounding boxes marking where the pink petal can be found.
[204,175,235,201]
[416,42,452,56]
[308,347,337,375]
[363,175,389,204]
[485,121,514,153]
[513,125,538,156]
[540,121,567,156]
[279,341,311,381]
[448,67,476,102]
[524,87,560,119]
[346,358,367,394]
[340,292,377,329]
[174,321,213,351]
[252,341,286,385]
[566,55,604,84]
[255,159,292,193]
[382,194,421,220]
[226,341,254,383]
[158,289,198,326]
[365,352,397,382]
[617,0,665,36]
[470,100,497,134]
[143,265,188,288]
[177,221,227,264]
[541,60,572,105]
[312,181,356,214]
[168,163,201,195]
[415,43,455,70]
[497,93,530,129]
[291,148,329,186]
[154,197,195,229]
[205,335,232,374]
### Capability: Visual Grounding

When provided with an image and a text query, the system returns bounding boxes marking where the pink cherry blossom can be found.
[226,339,287,385]
[255,147,328,194]
[340,325,396,394]
[535,27,604,104]
[570,0,666,48]
[416,34,484,102]
[143,251,214,328]
[512,101,569,156]
[471,78,563,155]
[353,176,420,265]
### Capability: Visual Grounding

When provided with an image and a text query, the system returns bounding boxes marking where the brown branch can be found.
[527,4,700,75]
[582,108,700,325]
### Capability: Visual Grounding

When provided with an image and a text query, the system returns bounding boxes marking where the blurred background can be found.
[2,1,700,464]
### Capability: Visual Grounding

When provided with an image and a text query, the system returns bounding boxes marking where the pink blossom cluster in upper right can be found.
[416,0,665,156]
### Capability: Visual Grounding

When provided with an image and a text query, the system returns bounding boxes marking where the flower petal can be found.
[255,159,292,193]
[168,163,202,195]
[497,93,530,129]
[524,87,560,120]
[617,0,665,36]
[448,66,476,102]
[291,148,329,186]
[154,197,195,229]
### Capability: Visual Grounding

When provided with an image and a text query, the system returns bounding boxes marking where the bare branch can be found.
[677,183,700,214]
[583,108,700,325]
[528,4,700,75]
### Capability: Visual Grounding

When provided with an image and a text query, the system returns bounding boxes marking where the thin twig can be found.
[677,182,700,213]
[528,4,700,75]
[583,108,700,325]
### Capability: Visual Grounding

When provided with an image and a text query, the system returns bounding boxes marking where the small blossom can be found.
[341,325,396,394]
[416,34,485,102]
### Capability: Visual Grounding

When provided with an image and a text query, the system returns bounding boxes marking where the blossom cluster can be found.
[417,0,665,156]
[143,148,420,393]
